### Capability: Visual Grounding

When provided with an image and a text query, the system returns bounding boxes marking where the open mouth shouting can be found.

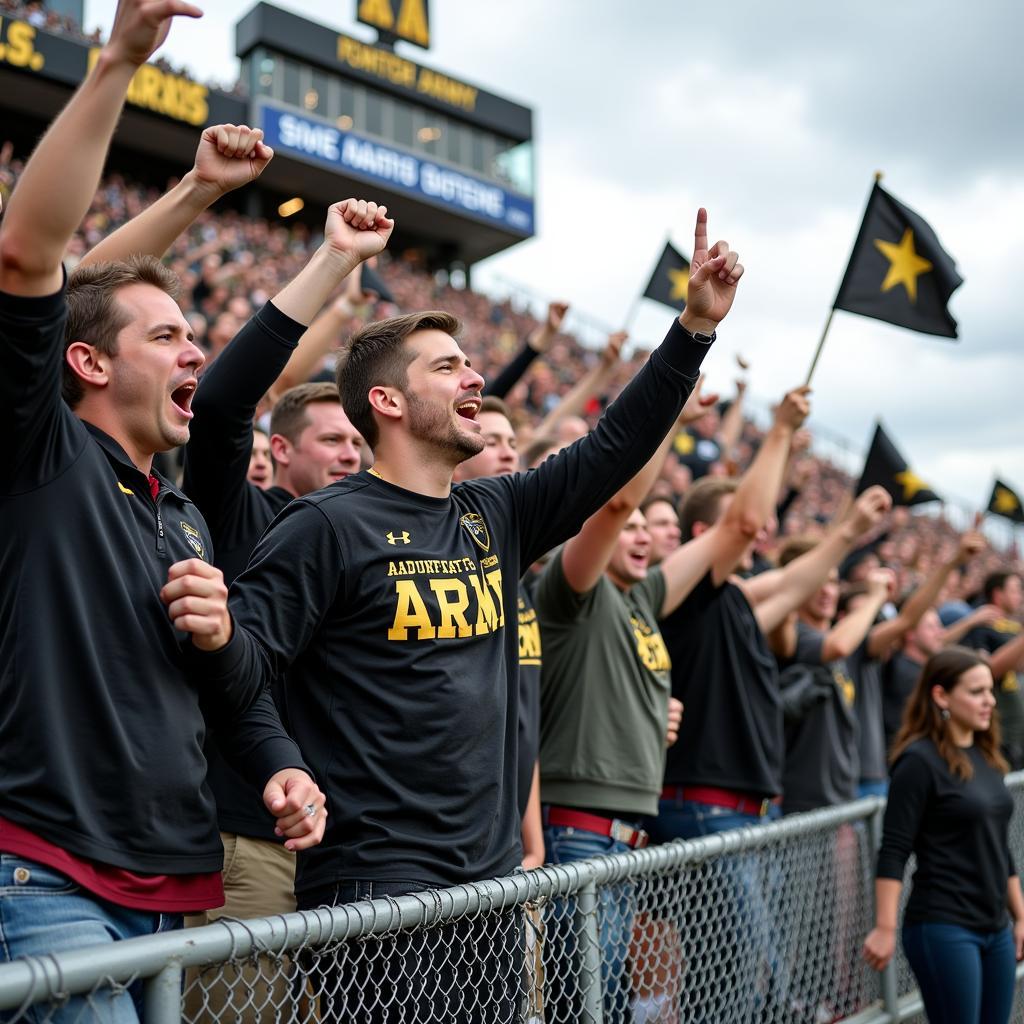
[455,395,482,426]
[170,379,197,420]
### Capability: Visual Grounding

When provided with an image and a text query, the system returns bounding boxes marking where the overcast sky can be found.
[85,0,1024,512]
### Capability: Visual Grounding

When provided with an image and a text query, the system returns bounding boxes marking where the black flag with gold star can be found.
[642,241,691,311]
[833,183,963,338]
[987,479,1024,524]
[856,422,940,506]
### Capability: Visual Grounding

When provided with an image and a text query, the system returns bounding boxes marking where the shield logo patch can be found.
[460,512,490,552]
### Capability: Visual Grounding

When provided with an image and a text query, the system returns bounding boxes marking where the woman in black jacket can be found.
[863,647,1024,1023]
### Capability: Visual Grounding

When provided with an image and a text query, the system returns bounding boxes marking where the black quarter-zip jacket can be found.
[0,281,307,874]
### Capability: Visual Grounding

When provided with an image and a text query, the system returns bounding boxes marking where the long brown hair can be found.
[891,646,1008,780]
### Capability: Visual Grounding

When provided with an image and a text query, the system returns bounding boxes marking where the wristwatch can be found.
[684,325,717,345]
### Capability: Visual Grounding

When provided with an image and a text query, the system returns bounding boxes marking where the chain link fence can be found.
[2,782,1024,1023]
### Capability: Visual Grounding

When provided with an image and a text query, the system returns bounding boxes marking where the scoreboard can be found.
[0,2,536,268]
[236,3,535,262]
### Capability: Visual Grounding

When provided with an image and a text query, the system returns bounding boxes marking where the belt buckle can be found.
[759,798,770,817]
[610,819,633,845]
[610,820,648,848]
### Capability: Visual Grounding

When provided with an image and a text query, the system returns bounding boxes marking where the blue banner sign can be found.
[259,103,534,236]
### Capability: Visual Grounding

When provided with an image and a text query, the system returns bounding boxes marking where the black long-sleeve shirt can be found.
[183,301,304,586]
[483,339,541,400]
[877,738,1015,932]
[0,281,306,876]
[182,301,307,840]
[210,318,711,894]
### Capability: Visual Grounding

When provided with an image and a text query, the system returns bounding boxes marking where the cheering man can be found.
[211,210,744,1018]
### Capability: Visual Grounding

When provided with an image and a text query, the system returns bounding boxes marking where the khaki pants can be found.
[184,833,300,1023]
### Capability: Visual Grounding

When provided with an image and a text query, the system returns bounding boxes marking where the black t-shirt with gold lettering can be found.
[222,320,711,894]
[516,583,542,820]
[778,621,859,813]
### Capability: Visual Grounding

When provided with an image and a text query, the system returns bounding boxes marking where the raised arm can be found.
[534,328,625,439]
[820,568,891,662]
[716,378,746,461]
[268,270,363,400]
[512,209,744,570]
[942,604,1001,648]
[80,124,272,267]
[0,0,202,295]
[183,198,392,529]
[750,486,893,635]
[866,529,986,659]
[560,376,717,595]
[485,300,568,400]
[710,385,809,588]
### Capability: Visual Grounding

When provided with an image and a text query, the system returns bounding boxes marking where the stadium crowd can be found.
[2,4,1023,1023]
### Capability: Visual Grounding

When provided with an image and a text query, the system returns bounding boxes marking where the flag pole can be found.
[622,295,643,334]
[804,307,836,386]
[805,171,884,386]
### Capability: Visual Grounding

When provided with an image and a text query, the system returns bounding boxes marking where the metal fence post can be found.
[142,960,182,1024]
[574,872,604,1024]
[866,801,899,1021]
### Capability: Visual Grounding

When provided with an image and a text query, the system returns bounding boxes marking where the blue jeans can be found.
[903,922,1015,1024]
[646,798,783,1023]
[0,854,182,1024]
[543,823,636,1024]
[857,778,889,798]
[297,878,523,1023]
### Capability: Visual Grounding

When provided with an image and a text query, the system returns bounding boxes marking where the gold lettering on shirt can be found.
[388,579,437,640]
[429,578,474,639]
[386,562,505,641]
[518,599,542,666]
[631,614,671,672]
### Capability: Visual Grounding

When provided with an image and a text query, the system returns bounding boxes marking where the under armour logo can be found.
[386,531,411,545]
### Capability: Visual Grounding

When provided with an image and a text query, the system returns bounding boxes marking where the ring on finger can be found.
[303,803,317,818]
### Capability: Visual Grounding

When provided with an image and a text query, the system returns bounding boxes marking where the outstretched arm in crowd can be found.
[79,123,272,267]
[268,267,365,400]
[510,209,744,572]
[864,527,986,659]
[533,328,626,440]
[716,378,746,465]
[710,385,810,590]
[485,300,568,400]
[183,198,392,529]
[0,0,202,295]
[560,376,718,596]
[752,486,894,636]
[942,603,1001,647]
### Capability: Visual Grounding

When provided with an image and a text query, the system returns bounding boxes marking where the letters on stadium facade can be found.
[262,102,535,235]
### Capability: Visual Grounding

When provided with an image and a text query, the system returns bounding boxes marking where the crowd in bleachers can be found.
[2,13,1023,1016]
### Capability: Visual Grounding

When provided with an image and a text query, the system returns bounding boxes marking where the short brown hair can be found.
[479,395,512,420]
[337,311,461,448]
[63,256,180,407]
[270,382,342,443]
[679,477,738,540]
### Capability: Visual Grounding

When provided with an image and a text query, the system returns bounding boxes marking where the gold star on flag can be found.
[667,267,689,302]
[874,228,933,303]
[995,487,1020,515]
[894,469,930,502]
[673,432,695,456]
